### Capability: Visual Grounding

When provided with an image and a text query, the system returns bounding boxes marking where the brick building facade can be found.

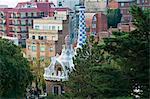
[117,0,150,23]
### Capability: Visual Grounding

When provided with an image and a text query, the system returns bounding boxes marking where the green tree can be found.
[103,6,150,98]
[30,58,50,94]
[64,37,129,98]
[0,39,33,98]
[107,9,122,28]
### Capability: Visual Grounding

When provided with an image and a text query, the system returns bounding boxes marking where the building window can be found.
[142,0,144,3]
[31,13,34,17]
[52,36,55,40]
[93,16,97,21]
[40,12,44,17]
[58,2,63,7]
[49,47,53,52]
[43,25,48,30]
[32,46,36,51]
[40,36,43,40]
[27,4,31,8]
[52,26,55,30]
[91,31,96,36]
[53,86,59,95]
[121,3,125,7]
[35,25,39,29]
[45,36,47,40]
[32,35,35,39]
[38,36,44,40]
[28,45,30,50]
[49,26,51,30]
[86,28,90,32]
[26,13,28,17]
[92,24,96,28]
[40,46,45,52]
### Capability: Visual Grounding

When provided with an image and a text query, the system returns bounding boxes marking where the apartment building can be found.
[85,0,108,13]
[26,15,69,64]
[117,0,150,23]
[57,0,80,10]
[0,0,70,47]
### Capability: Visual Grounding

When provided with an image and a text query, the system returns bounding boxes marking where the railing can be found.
[12,16,21,18]
[9,23,32,26]
[0,23,6,25]
[9,16,42,19]
[21,16,42,19]
[9,30,15,32]
[17,31,28,33]
[9,30,28,33]
[21,24,32,26]
[0,16,5,19]
[0,30,6,32]
[44,75,68,81]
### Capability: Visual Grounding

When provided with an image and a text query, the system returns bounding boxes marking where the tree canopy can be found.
[64,6,149,99]
[64,37,129,98]
[107,8,122,28]
[0,39,33,98]
[104,6,150,98]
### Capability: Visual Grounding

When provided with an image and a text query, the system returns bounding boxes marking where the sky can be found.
[0,0,30,7]
[0,0,57,8]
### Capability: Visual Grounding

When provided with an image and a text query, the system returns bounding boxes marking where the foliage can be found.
[64,37,129,98]
[63,6,149,99]
[30,58,50,94]
[107,8,122,28]
[0,39,33,98]
[103,6,150,98]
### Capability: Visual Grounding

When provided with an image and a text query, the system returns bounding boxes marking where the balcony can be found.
[0,30,6,32]
[12,16,21,18]
[21,16,42,19]
[9,23,32,26]
[0,16,5,19]
[20,24,32,26]
[17,31,28,33]
[9,30,28,33]
[29,29,59,34]
[9,30,15,32]
[0,23,6,25]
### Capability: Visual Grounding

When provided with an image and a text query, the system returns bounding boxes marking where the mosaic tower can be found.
[77,6,86,48]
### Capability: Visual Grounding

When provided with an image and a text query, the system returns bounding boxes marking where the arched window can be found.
[57,67,62,76]
[93,15,97,21]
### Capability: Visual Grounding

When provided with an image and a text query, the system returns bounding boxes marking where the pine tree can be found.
[103,6,150,98]
[64,37,129,98]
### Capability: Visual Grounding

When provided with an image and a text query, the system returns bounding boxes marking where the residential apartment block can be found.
[84,0,108,13]
[117,0,150,23]
[26,16,69,64]
[0,0,71,47]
